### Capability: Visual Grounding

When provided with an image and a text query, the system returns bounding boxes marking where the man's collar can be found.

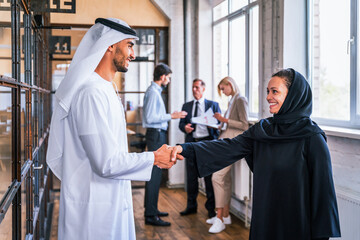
[194,97,205,104]
[152,81,162,91]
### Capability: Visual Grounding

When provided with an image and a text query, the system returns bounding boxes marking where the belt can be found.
[147,128,167,133]
[193,136,212,142]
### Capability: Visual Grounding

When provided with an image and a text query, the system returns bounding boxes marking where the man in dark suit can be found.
[179,78,220,218]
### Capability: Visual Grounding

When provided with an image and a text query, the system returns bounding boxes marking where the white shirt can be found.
[192,97,209,138]
[55,72,154,240]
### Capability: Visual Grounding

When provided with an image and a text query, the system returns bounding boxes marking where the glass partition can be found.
[0,86,12,201]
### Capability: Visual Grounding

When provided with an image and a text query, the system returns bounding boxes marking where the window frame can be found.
[307,0,360,129]
[212,0,259,118]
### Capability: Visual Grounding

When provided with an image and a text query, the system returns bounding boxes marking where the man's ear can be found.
[107,45,114,52]
[160,74,165,82]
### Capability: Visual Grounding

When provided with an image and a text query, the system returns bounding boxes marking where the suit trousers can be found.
[144,128,167,217]
[185,137,215,216]
[212,164,232,208]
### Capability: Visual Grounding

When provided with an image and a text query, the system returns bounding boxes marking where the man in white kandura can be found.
[46,18,179,240]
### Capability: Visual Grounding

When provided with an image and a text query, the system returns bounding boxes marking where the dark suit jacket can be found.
[179,99,221,143]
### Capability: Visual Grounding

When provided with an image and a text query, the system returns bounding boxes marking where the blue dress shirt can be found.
[142,82,171,130]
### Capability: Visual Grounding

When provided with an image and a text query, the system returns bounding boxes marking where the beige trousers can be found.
[212,164,232,208]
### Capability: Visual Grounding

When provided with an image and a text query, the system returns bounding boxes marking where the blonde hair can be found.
[217,76,238,97]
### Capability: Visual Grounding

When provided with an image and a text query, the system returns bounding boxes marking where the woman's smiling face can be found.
[266,76,289,114]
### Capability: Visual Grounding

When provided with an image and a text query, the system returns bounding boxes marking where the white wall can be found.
[152,0,187,187]
[197,0,214,100]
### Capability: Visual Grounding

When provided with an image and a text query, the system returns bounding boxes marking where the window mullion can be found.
[245,9,250,104]
[351,0,358,125]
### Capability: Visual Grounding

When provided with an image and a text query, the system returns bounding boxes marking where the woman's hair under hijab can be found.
[193,78,206,87]
[217,76,236,96]
[153,63,172,81]
[272,68,294,90]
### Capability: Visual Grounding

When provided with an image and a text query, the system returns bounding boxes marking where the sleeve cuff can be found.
[179,143,194,159]
[165,113,172,121]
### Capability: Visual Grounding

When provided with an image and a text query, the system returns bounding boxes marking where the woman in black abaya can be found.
[171,69,341,240]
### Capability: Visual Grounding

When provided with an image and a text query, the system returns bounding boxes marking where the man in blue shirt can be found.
[142,63,187,226]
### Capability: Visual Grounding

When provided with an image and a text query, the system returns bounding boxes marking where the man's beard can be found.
[113,58,128,72]
[113,47,129,72]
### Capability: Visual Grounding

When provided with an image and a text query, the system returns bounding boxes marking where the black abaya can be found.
[180,69,340,240]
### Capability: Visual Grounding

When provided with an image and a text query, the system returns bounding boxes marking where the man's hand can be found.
[213,112,228,123]
[171,111,188,119]
[170,145,183,162]
[184,123,194,134]
[153,144,184,169]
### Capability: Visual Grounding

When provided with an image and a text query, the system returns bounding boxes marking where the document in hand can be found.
[191,108,220,129]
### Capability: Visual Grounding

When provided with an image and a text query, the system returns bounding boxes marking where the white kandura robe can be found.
[57,72,154,240]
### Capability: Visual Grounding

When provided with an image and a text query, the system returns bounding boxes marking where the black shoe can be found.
[157,211,169,217]
[145,216,171,226]
[180,207,197,216]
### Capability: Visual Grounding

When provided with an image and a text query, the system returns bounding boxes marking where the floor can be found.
[49,181,250,240]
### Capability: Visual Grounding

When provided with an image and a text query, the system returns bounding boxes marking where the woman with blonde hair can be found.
[207,76,249,233]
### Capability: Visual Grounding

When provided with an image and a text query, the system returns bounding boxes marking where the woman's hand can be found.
[170,145,183,162]
[213,112,228,123]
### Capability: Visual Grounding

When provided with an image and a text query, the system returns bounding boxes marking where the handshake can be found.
[153,144,184,169]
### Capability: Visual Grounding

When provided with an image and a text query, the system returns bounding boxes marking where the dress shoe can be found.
[157,211,169,217]
[145,216,171,226]
[180,208,197,216]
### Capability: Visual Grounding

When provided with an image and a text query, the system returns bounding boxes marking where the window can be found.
[213,0,229,21]
[212,0,259,117]
[308,0,360,128]
[213,20,228,112]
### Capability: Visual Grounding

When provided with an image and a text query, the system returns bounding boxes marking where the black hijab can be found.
[244,68,324,143]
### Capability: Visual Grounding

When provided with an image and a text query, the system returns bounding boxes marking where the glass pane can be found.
[0,26,11,78]
[32,90,37,151]
[21,179,27,237]
[231,0,248,12]
[20,27,25,82]
[0,87,12,200]
[123,62,154,107]
[249,5,259,115]
[52,60,71,92]
[358,1,360,116]
[51,28,87,60]
[213,0,228,22]
[311,0,350,120]
[213,21,228,111]
[159,30,168,62]
[21,89,26,163]
[121,62,153,149]
[229,16,246,98]
[0,204,12,240]
[134,29,155,61]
